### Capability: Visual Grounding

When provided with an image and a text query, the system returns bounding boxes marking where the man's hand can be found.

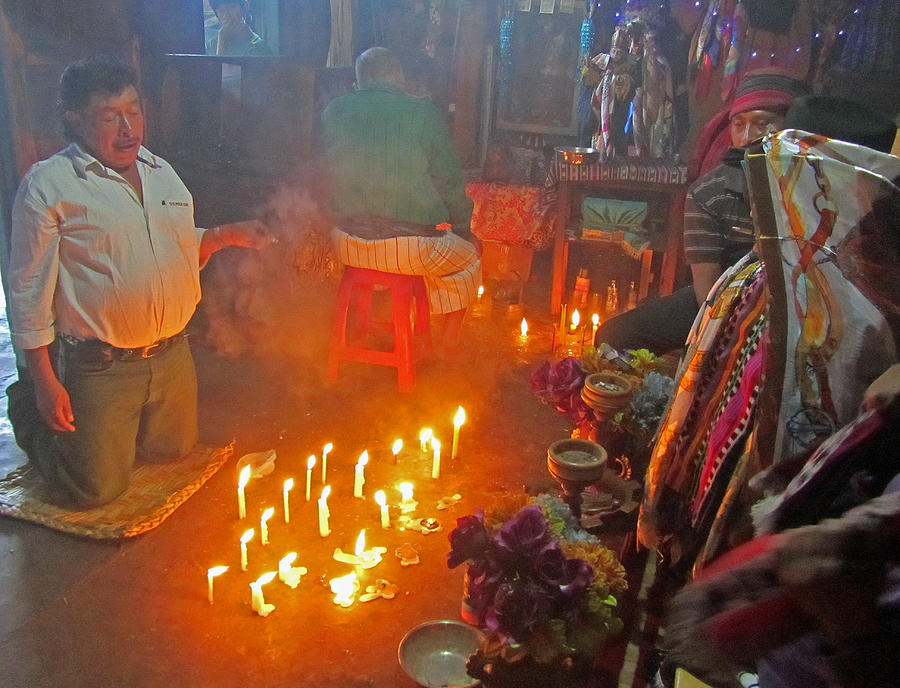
[217,219,274,250]
[862,363,900,412]
[23,345,75,433]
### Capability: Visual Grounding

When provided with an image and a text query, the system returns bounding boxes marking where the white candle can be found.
[250,571,277,616]
[419,428,432,452]
[477,285,484,299]
[282,478,294,523]
[451,405,466,460]
[278,552,308,589]
[431,438,442,479]
[321,442,333,483]
[520,318,528,337]
[391,438,403,465]
[353,450,368,499]
[399,482,414,504]
[237,464,251,519]
[260,506,275,545]
[207,565,228,604]
[329,572,359,607]
[333,529,387,569]
[375,490,390,529]
[570,308,581,331]
[318,485,331,537]
[591,312,600,344]
[240,528,254,571]
[306,455,316,502]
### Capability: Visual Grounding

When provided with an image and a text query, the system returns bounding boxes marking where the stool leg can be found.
[327,274,356,382]
[412,278,432,352]
[392,281,415,392]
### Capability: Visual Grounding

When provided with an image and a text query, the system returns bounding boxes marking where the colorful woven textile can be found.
[0,444,232,539]
[465,182,555,250]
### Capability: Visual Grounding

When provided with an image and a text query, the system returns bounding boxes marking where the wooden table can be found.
[549,158,688,314]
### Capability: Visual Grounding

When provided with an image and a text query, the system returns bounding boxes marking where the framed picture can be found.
[495,7,582,135]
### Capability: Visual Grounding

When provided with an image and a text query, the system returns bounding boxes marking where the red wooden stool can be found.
[327,266,431,392]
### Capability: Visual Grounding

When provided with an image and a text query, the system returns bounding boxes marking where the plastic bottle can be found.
[574,268,591,308]
[627,281,638,310]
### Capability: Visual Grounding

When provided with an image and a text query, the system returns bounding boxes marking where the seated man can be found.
[594,70,806,354]
[323,47,481,350]
[206,0,271,56]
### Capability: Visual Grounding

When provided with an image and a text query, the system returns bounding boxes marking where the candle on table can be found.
[431,438,442,479]
[391,438,403,465]
[591,313,600,345]
[419,428,432,452]
[260,506,275,546]
[570,308,580,332]
[249,571,277,617]
[353,450,368,499]
[520,318,528,338]
[318,485,331,537]
[282,478,294,523]
[305,455,316,502]
[240,529,254,571]
[374,490,390,529]
[237,464,251,520]
[321,442,333,483]
[329,572,360,607]
[451,406,466,460]
[477,285,484,299]
[278,552,308,589]
[207,565,228,604]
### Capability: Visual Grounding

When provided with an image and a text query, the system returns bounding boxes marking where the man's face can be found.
[215,2,245,28]
[66,86,144,171]
[730,109,785,149]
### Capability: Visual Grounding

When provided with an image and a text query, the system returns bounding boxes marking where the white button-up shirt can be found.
[8,143,204,350]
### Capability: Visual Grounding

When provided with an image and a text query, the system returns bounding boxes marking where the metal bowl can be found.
[555,146,599,165]
[398,619,483,688]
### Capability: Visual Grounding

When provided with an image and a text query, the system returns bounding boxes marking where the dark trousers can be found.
[594,285,699,355]
[6,335,198,507]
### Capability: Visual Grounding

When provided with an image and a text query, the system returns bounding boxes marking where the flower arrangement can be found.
[447,494,627,667]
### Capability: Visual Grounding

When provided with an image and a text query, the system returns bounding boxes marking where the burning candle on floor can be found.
[207,565,228,604]
[375,490,390,529]
[520,317,528,339]
[305,455,316,502]
[278,552,308,589]
[353,451,368,498]
[237,464,251,519]
[318,486,331,537]
[477,285,484,299]
[260,506,275,545]
[283,478,294,523]
[591,313,600,346]
[333,529,387,569]
[329,572,360,607]
[398,482,417,512]
[419,428,432,452]
[451,406,466,460]
[240,529,254,571]
[431,438,442,479]
[321,442,333,483]
[391,438,403,465]
[250,571,277,617]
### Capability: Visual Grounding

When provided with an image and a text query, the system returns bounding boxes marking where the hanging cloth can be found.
[326,0,353,68]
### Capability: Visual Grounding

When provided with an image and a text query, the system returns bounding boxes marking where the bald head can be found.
[355,47,405,89]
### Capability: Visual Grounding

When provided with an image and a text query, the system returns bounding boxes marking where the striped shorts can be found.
[333,229,482,314]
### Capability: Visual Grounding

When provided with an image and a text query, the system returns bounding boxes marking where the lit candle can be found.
[591,312,600,345]
[237,464,251,519]
[431,438,442,479]
[318,485,331,537]
[477,285,484,299]
[333,529,387,569]
[329,572,360,607]
[353,450,368,499]
[321,442,333,483]
[419,428,432,452]
[249,571,277,617]
[260,506,275,546]
[207,565,228,604]
[391,438,403,465]
[570,308,581,331]
[399,482,414,505]
[520,318,528,338]
[282,478,294,523]
[375,490,390,529]
[240,528,254,571]
[451,406,466,460]
[306,455,316,502]
[278,552,308,589]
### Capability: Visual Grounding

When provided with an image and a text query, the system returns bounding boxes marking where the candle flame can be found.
[398,482,414,501]
[432,438,441,453]
[354,529,366,556]
[592,312,600,326]
[283,477,294,492]
[571,309,581,328]
[477,284,484,297]
[307,455,316,470]
[357,450,368,467]
[520,318,528,336]
[323,442,333,455]
[238,464,251,489]
[260,506,275,524]
[419,428,432,444]
[279,552,297,567]
[255,571,276,587]
[453,405,466,427]
[374,490,386,507]
[208,565,228,577]
[240,528,254,544]
[391,438,403,454]
[320,485,331,501]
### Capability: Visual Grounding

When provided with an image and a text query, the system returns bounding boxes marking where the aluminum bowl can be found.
[398,619,483,688]
[555,146,599,165]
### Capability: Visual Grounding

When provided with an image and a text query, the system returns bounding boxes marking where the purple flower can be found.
[494,506,552,558]
[484,580,553,638]
[559,557,594,600]
[447,510,490,568]
[529,357,587,407]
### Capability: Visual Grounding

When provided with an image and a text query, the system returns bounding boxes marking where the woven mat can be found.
[0,444,232,539]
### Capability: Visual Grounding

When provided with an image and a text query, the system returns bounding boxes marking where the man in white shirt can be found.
[6,55,267,507]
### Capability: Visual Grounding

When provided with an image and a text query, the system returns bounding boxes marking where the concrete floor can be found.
[0,252,638,687]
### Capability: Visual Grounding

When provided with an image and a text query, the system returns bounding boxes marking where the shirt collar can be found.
[356,81,405,95]
[67,141,161,178]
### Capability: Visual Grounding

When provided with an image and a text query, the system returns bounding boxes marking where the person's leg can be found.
[594,285,699,355]
[136,335,199,462]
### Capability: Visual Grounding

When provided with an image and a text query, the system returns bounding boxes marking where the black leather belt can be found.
[61,331,185,362]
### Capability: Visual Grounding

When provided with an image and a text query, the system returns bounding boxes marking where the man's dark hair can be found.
[58,55,140,140]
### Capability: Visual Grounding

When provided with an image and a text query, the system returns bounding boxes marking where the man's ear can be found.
[64,109,83,135]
